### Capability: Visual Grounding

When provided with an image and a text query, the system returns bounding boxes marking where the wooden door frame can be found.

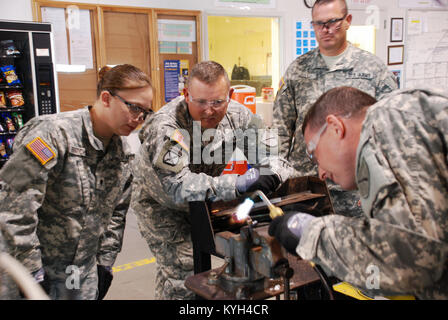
[32,0,202,110]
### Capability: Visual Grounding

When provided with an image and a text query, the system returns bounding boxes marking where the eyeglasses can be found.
[111,93,153,121]
[311,14,347,32]
[187,94,230,109]
[305,122,328,164]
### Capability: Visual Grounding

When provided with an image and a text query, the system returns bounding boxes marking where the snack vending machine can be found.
[0,20,59,166]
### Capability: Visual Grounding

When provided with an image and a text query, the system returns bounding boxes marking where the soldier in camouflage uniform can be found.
[273,0,397,217]
[270,86,448,299]
[0,64,153,299]
[131,61,293,299]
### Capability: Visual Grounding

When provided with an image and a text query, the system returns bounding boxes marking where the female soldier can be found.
[0,64,153,299]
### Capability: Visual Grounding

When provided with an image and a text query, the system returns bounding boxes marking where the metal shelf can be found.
[0,107,26,112]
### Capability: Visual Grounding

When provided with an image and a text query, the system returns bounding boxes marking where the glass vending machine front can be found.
[0,21,58,166]
[0,30,32,163]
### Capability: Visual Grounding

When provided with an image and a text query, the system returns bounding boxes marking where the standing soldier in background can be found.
[273,0,397,217]
[0,64,153,299]
[131,61,293,299]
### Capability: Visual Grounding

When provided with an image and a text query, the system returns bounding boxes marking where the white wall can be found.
[1,0,446,77]
[0,0,33,22]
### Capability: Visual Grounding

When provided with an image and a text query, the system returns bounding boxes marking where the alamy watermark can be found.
[65,265,80,290]
[173,121,279,175]
[365,264,380,290]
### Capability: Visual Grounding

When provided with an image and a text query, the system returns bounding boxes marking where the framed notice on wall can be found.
[391,18,404,42]
[388,45,404,65]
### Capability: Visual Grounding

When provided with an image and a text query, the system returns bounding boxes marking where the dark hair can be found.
[312,0,348,16]
[186,61,230,88]
[96,64,152,97]
[302,86,377,134]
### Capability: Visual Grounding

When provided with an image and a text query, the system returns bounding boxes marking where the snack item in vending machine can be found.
[2,113,16,132]
[12,112,23,129]
[6,137,14,156]
[0,138,7,159]
[0,40,20,56]
[0,92,6,108]
[7,90,25,107]
[1,65,21,85]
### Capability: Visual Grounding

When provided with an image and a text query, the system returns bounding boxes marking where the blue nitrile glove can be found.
[268,212,316,255]
[236,167,280,195]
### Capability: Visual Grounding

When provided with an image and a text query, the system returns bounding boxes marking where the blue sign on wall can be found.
[164,60,180,103]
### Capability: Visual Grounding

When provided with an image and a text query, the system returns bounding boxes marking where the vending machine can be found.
[0,20,59,165]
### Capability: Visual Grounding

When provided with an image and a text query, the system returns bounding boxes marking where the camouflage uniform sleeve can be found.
[272,74,297,159]
[297,100,448,298]
[374,61,398,100]
[0,222,20,299]
[243,112,295,183]
[96,174,132,267]
[0,122,62,273]
[145,120,238,203]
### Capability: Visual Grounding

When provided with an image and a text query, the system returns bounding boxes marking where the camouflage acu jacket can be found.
[297,88,448,299]
[0,107,133,277]
[0,223,20,299]
[132,96,293,212]
[273,43,398,177]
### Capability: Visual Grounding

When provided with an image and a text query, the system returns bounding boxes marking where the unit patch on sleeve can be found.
[26,137,56,165]
[154,141,188,173]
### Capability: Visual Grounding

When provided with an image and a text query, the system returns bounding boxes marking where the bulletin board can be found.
[157,13,199,104]
[404,10,448,89]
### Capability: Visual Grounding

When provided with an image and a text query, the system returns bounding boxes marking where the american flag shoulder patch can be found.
[170,129,189,152]
[26,137,56,165]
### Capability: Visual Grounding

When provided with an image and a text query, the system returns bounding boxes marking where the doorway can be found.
[207,15,280,97]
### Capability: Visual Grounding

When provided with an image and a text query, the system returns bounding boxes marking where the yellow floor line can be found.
[112,257,156,273]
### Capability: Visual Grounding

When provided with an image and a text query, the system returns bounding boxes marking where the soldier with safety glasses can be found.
[131,61,293,299]
[272,0,398,219]
[0,64,153,300]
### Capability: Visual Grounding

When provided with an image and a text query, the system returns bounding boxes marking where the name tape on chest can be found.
[26,137,56,165]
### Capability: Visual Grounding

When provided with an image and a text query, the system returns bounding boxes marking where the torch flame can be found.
[232,198,255,223]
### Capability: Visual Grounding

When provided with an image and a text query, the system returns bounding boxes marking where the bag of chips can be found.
[1,65,21,85]
[0,92,6,108]
[7,90,24,107]
[12,112,23,129]
[6,137,14,155]
[0,138,7,159]
[2,113,16,132]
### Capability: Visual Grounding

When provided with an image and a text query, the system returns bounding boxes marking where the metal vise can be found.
[209,223,293,299]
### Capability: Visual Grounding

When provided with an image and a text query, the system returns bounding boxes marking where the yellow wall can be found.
[208,16,273,78]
